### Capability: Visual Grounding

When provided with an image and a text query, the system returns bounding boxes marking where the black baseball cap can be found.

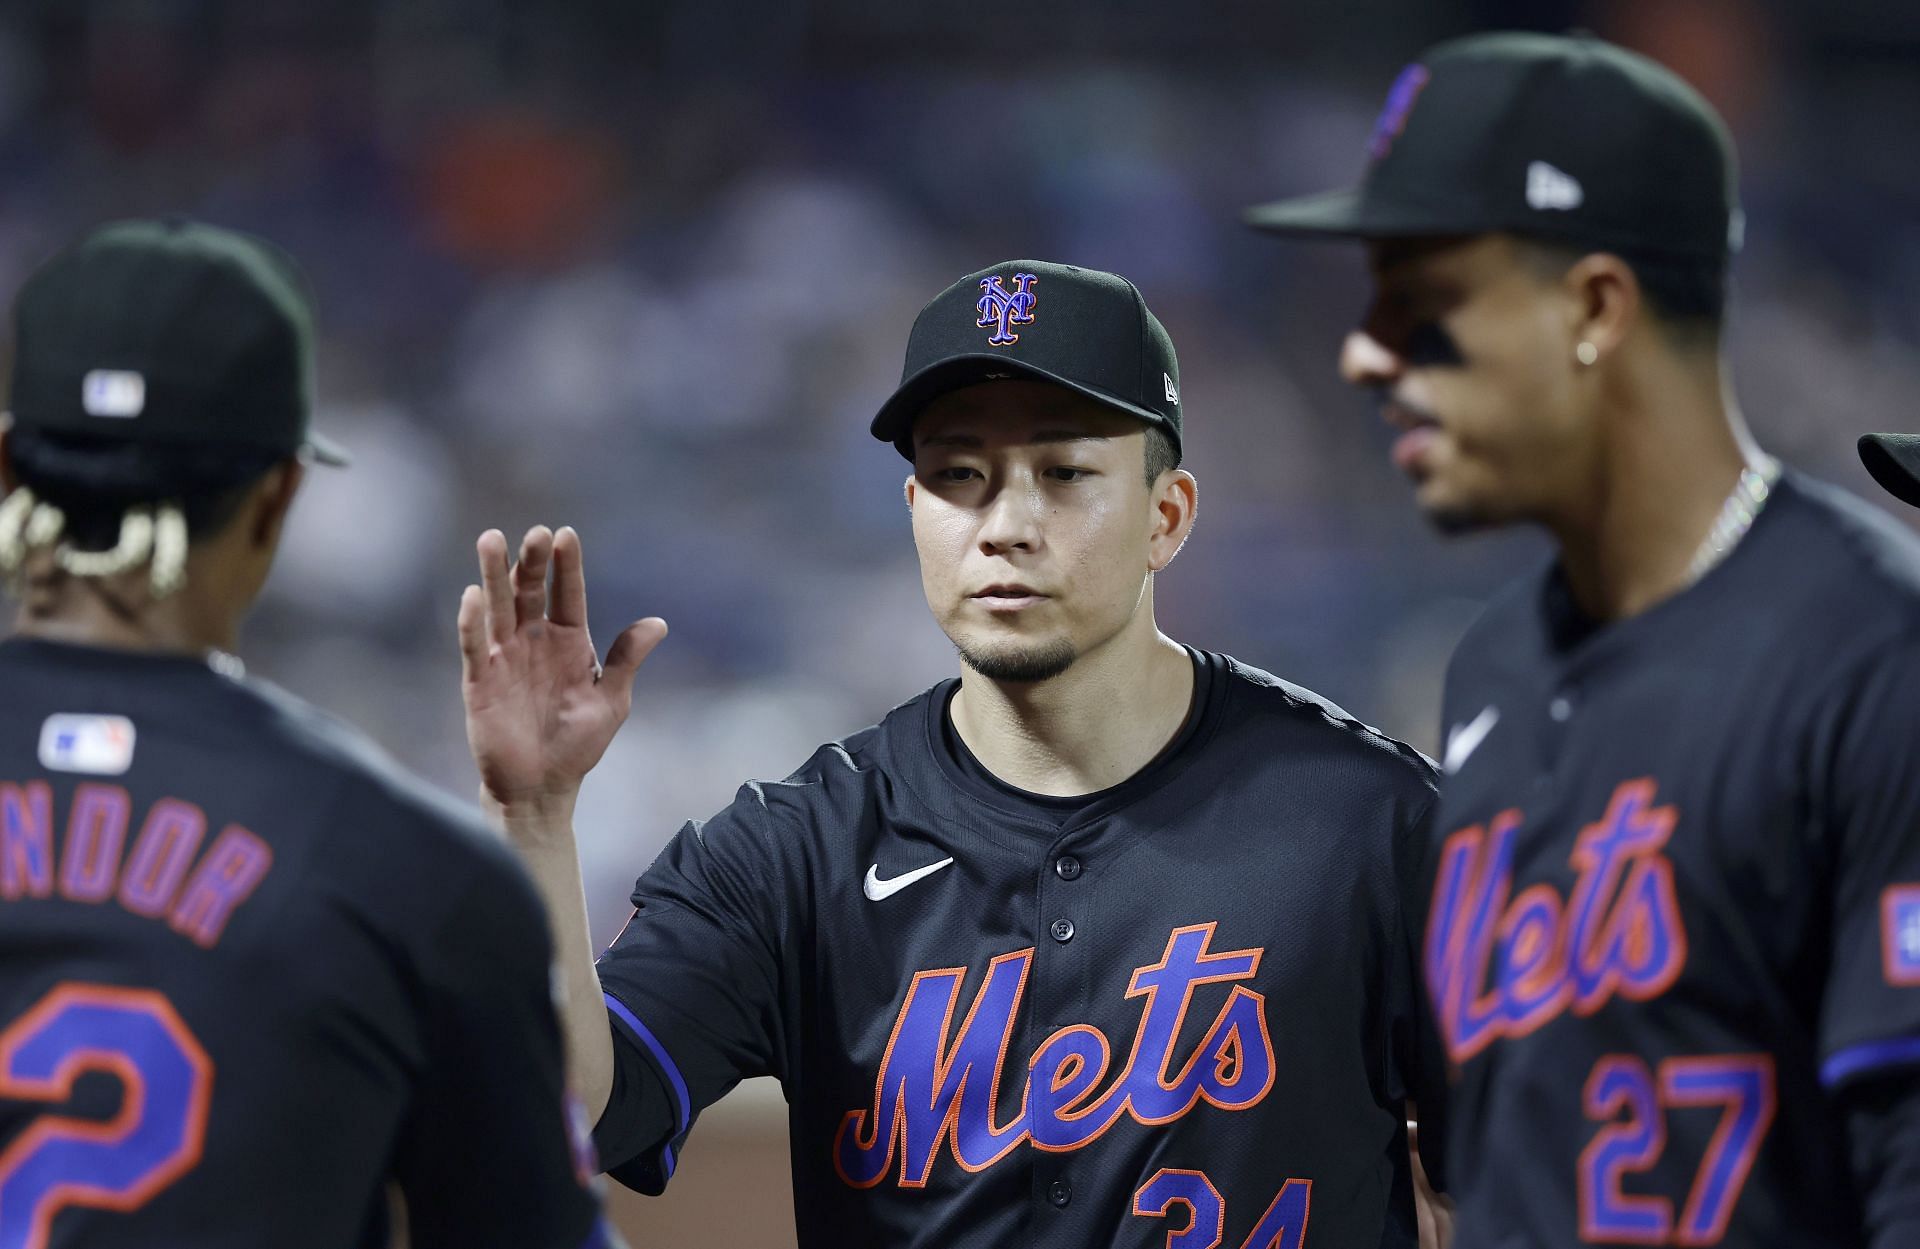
[869,259,1182,462]
[1245,31,1742,262]
[6,218,347,466]
[1859,434,1920,508]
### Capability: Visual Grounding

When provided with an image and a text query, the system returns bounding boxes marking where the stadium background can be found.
[0,1,1916,1243]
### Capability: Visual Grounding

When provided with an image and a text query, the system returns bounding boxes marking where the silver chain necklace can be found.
[1684,454,1781,583]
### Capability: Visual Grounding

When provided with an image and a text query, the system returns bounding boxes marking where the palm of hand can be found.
[457,526,666,807]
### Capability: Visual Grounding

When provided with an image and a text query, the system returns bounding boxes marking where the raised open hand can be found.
[457,526,667,811]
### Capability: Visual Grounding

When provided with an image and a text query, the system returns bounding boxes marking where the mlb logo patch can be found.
[81,369,145,418]
[38,714,136,776]
[1884,885,1920,986]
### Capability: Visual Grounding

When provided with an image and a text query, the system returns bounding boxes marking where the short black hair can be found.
[5,426,281,551]
[1143,423,1179,484]
[1518,238,1726,345]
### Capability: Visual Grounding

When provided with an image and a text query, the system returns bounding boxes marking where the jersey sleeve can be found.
[591,783,803,1194]
[1815,636,1920,1090]
[392,854,612,1249]
[1845,1070,1920,1249]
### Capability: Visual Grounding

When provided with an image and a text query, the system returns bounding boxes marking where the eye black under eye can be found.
[1403,319,1465,367]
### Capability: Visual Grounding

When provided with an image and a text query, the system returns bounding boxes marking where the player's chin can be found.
[1412,478,1506,537]
[951,633,1079,684]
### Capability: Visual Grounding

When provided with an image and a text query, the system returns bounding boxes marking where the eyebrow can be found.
[916,429,1114,450]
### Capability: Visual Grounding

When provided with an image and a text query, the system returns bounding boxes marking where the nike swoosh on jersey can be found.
[863,857,955,902]
[1443,706,1500,774]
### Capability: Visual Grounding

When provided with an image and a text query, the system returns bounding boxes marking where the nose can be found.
[976,477,1044,556]
[1339,328,1402,389]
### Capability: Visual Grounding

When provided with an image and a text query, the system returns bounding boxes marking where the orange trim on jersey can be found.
[0,983,213,1249]
[1577,1055,1671,1245]
[1132,1168,1224,1249]
[0,780,54,902]
[116,798,205,918]
[58,784,132,904]
[1661,1053,1776,1246]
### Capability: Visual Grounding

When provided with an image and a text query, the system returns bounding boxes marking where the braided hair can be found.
[0,424,284,597]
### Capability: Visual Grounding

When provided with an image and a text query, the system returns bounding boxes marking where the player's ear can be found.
[904,473,917,509]
[248,459,306,549]
[1563,251,1639,364]
[1148,469,1197,572]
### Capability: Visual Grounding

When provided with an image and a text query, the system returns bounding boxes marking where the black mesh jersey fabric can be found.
[0,638,604,1249]
[594,648,1444,1249]
[1427,473,1920,1248]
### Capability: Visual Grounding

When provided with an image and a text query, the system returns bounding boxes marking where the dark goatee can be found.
[955,638,1078,684]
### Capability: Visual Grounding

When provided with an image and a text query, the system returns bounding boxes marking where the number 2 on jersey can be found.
[1578,1053,1775,1245]
[1134,1169,1312,1248]
[0,983,212,1249]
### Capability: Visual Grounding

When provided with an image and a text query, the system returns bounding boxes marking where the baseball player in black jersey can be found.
[0,221,613,1249]
[1250,31,1920,1249]
[458,260,1453,1247]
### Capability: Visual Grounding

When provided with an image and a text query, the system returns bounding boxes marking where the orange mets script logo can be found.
[1426,778,1689,1064]
[834,923,1273,1188]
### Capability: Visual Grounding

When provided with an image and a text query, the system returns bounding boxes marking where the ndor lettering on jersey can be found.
[1425,778,1689,1064]
[834,923,1273,1188]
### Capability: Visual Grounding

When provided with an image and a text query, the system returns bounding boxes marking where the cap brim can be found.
[869,356,1173,460]
[1860,434,1920,508]
[301,429,350,468]
[1243,186,1488,241]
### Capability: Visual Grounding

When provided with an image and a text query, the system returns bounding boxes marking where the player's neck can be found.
[11,561,240,657]
[950,620,1195,798]
[1547,355,1761,623]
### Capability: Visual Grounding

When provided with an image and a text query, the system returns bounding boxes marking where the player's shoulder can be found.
[1770,471,1920,622]
[1207,651,1438,794]
[226,674,531,891]
[705,683,941,831]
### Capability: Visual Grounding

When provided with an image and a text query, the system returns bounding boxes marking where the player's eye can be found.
[1046,466,1093,483]
[933,466,981,484]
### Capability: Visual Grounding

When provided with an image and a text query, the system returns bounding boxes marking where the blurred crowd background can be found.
[1,1,1916,1242]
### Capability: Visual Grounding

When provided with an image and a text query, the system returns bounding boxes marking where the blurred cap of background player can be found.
[0,218,347,599]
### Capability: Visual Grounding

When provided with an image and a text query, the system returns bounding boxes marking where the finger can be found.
[456,585,487,683]
[513,526,554,631]
[477,529,514,645]
[549,525,589,629]
[600,617,669,696]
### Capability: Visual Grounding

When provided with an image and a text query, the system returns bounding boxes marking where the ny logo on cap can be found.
[977,273,1038,346]
[1368,64,1430,160]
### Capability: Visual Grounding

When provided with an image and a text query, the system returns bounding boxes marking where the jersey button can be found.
[1055,855,1083,881]
[1050,918,1075,943]
[1549,695,1573,722]
[1048,1179,1072,1207]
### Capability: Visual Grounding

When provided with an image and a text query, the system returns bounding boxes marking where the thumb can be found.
[600,617,669,696]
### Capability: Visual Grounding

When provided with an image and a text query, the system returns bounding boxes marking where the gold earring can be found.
[1575,341,1599,366]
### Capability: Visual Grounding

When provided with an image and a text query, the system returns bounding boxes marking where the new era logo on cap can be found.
[81,369,145,418]
[39,713,136,775]
[1526,161,1584,212]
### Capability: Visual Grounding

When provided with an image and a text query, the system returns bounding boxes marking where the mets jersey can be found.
[592,648,1445,1248]
[0,638,608,1249]
[1425,473,1920,1247]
